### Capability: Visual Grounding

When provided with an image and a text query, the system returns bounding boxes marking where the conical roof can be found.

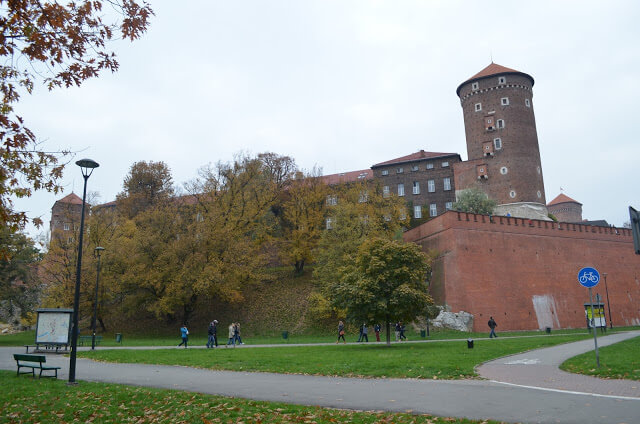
[547,193,582,207]
[456,63,534,96]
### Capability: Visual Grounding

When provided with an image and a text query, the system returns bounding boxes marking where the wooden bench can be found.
[13,354,61,378]
[78,335,102,346]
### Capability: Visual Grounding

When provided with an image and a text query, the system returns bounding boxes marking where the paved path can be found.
[2,332,639,424]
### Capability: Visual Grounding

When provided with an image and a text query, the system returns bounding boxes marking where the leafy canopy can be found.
[452,187,497,215]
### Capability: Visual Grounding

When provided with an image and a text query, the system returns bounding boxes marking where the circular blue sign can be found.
[578,267,600,288]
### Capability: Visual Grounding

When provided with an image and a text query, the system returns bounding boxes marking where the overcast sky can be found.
[14,1,640,243]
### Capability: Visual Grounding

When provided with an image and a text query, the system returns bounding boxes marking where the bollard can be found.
[545,327,551,334]
[467,338,474,349]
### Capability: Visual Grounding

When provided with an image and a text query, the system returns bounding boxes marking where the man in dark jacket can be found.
[488,317,498,338]
[206,320,218,348]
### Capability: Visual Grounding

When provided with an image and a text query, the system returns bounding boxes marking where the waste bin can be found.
[282,331,288,340]
[420,330,426,338]
[545,327,551,334]
[115,333,122,344]
[467,338,474,349]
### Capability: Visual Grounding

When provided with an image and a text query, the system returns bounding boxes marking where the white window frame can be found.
[411,165,419,172]
[412,181,420,195]
[326,195,337,206]
[427,179,435,193]
[443,177,451,191]
[397,183,405,197]
[383,185,390,198]
[445,202,453,211]
[414,205,422,219]
[501,97,509,106]
[442,161,449,168]
[471,82,479,91]
[429,203,438,217]
[494,138,502,150]
[497,119,505,129]
[381,170,389,176]
[525,98,531,107]
[326,218,333,230]
[498,76,506,84]
[396,167,404,174]
[475,103,482,112]
[426,163,434,170]
[63,223,70,231]
[358,191,368,203]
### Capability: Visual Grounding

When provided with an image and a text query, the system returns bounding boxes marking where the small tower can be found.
[454,63,547,219]
[547,193,583,223]
[49,193,84,242]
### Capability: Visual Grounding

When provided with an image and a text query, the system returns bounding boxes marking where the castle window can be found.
[445,201,453,210]
[397,184,405,196]
[537,191,542,198]
[501,97,509,106]
[443,177,451,191]
[509,190,516,198]
[63,223,70,231]
[426,163,434,170]
[494,138,502,149]
[500,167,508,175]
[381,170,389,176]
[396,167,404,174]
[414,205,422,219]
[498,76,506,84]
[525,98,531,107]
[412,181,420,195]
[472,82,479,91]
[383,185,390,198]
[326,218,334,230]
[485,116,495,131]
[441,161,449,168]
[411,165,419,172]
[429,204,438,217]
[326,195,337,206]
[475,103,482,112]
[497,119,505,129]
[428,179,435,193]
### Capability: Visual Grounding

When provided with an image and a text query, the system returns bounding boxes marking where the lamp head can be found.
[76,159,99,178]
[94,246,105,257]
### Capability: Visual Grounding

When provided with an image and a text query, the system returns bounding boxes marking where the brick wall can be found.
[404,211,640,331]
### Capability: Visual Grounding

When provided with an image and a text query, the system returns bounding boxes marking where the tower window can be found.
[500,167,508,175]
[498,76,506,84]
[509,190,516,198]
[494,138,502,149]
[497,119,505,129]
[472,82,479,91]
[475,103,482,112]
[501,97,509,106]
[525,98,531,107]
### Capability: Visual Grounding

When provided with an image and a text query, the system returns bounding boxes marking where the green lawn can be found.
[560,335,640,381]
[0,370,501,424]
[80,333,593,379]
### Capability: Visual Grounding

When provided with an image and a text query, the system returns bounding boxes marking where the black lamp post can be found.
[603,273,613,329]
[68,158,99,385]
[91,246,105,350]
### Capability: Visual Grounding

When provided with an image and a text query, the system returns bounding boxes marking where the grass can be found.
[80,333,594,379]
[0,370,503,424]
[560,335,640,380]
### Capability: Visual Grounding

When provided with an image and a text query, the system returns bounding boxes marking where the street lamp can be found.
[69,158,99,385]
[603,273,613,329]
[91,247,105,350]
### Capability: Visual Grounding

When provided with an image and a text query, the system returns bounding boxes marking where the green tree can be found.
[0,0,153,231]
[332,237,433,346]
[452,187,497,214]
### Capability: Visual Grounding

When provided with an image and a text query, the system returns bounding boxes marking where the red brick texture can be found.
[404,211,640,331]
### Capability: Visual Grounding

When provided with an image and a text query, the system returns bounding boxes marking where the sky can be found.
[13,1,640,243]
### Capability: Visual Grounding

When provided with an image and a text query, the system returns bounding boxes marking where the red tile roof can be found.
[547,193,582,206]
[321,169,373,185]
[372,150,458,167]
[456,63,534,95]
[55,193,84,205]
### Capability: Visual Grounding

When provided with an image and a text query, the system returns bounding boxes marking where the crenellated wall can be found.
[404,211,640,331]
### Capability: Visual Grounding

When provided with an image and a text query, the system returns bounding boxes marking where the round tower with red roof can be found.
[455,63,547,219]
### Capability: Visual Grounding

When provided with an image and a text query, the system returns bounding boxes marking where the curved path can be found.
[1,332,639,424]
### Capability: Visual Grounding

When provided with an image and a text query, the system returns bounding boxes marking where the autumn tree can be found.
[0,1,153,231]
[331,237,433,346]
[279,168,328,274]
[452,187,497,215]
[116,161,174,218]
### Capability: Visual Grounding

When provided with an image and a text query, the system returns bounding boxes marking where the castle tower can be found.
[454,63,547,219]
[547,193,583,223]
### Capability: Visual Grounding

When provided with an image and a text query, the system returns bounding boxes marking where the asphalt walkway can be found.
[2,331,639,424]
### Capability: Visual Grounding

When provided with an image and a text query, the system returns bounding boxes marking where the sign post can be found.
[578,267,600,367]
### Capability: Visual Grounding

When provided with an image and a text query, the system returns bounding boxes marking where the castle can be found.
[50,63,639,330]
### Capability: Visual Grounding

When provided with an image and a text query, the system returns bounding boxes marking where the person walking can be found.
[394,322,401,341]
[178,324,189,348]
[206,320,218,348]
[227,323,236,347]
[361,323,369,342]
[357,323,363,342]
[374,323,381,342]
[488,317,498,338]
[336,320,346,344]
[399,322,407,341]
[234,322,244,345]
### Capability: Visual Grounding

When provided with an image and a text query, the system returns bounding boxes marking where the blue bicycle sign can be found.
[578,267,600,288]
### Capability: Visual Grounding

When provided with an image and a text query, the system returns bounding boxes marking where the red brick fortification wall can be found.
[404,211,640,331]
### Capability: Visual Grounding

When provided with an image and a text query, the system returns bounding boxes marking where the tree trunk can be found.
[294,260,305,274]
[98,317,107,332]
[385,317,391,346]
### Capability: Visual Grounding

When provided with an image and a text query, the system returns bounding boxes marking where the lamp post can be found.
[603,273,613,329]
[69,158,99,385]
[91,247,105,350]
